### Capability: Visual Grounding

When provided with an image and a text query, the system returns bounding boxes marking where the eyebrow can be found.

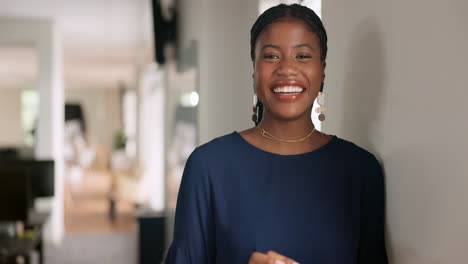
[261,44,317,52]
[294,44,316,51]
[261,44,280,51]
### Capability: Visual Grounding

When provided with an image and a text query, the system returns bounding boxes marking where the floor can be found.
[43,169,138,264]
[45,232,137,264]
[64,169,136,233]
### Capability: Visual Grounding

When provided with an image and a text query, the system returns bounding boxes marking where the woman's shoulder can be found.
[189,132,240,161]
[332,136,380,165]
[328,137,383,183]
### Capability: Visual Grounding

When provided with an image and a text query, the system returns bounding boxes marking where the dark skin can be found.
[240,18,333,264]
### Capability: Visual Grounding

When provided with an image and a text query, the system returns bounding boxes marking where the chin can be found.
[270,109,310,122]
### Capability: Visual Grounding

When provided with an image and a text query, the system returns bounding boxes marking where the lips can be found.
[272,85,304,94]
[270,81,306,102]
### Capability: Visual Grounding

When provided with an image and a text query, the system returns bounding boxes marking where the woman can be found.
[165,4,388,264]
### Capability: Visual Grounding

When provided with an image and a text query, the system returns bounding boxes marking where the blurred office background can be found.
[0,0,467,263]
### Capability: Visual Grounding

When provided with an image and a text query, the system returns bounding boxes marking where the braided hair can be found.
[250,4,328,126]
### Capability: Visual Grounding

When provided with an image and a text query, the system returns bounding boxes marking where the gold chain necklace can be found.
[256,125,316,143]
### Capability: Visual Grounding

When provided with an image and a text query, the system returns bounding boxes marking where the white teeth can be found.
[273,86,304,93]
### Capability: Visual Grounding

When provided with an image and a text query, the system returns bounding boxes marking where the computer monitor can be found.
[0,166,31,221]
[0,159,54,199]
[29,160,54,198]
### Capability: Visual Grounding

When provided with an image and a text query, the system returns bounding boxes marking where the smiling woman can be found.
[253,18,325,127]
[165,4,388,264]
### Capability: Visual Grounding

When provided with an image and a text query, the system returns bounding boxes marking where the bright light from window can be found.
[189,91,199,106]
[21,89,39,146]
[123,90,137,157]
[180,91,199,107]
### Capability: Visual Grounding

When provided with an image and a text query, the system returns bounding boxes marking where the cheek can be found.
[253,64,272,84]
[253,71,270,102]
[253,67,265,87]
[303,67,324,86]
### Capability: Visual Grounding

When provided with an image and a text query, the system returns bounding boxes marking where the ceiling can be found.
[0,0,154,90]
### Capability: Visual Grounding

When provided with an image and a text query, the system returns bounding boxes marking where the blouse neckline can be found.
[232,131,339,158]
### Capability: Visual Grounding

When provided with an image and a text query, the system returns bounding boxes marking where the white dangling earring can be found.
[315,83,327,121]
[252,93,258,123]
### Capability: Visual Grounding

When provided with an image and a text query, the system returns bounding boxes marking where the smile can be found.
[270,85,305,102]
[272,86,304,94]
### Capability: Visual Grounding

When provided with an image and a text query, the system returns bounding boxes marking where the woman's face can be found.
[253,18,325,122]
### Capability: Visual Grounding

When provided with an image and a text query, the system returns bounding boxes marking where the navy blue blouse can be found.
[165,132,387,264]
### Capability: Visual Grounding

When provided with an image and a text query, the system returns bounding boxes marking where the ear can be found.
[252,59,257,90]
[321,61,326,82]
[252,64,256,82]
[252,71,256,93]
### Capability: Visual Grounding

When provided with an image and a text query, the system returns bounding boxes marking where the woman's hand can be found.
[248,250,300,264]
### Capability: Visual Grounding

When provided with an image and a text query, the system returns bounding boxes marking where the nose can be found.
[276,57,298,77]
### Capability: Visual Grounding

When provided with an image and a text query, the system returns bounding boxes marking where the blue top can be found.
[165,132,387,264]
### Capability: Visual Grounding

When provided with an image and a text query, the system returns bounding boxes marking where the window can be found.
[21,89,39,146]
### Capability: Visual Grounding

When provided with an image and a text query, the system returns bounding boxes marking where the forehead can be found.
[256,18,320,47]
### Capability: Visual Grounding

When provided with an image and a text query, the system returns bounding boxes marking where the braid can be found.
[250,4,328,125]
[254,100,263,127]
[250,4,327,62]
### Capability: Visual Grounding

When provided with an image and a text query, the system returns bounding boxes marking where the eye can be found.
[263,54,279,60]
[296,54,312,59]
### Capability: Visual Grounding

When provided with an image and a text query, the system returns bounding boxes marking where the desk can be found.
[0,155,53,264]
[0,211,49,264]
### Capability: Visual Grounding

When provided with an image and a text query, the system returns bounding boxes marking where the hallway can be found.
[43,169,139,263]
[64,169,136,233]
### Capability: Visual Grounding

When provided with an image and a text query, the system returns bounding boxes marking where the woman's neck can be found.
[257,116,315,141]
[239,112,331,156]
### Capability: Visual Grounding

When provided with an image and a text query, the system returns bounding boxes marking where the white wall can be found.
[0,89,24,147]
[197,0,259,144]
[0,17,65,245]
[138,64,166,211]
[322,0,468,262]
